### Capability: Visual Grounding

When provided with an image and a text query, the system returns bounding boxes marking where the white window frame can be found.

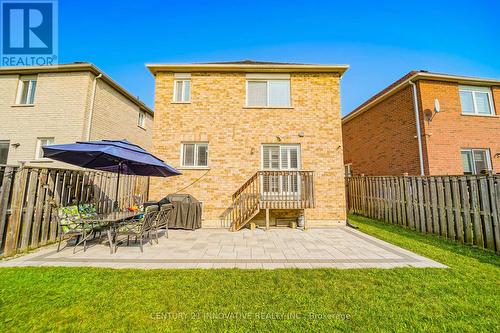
[461,148,492,174]
[16,76,37,105]
[35,137,55,160]
[260,144,301,170]
[138,111,146,128]
[180,142,209,168]
[246,79,291,107]
[459,85,496,116]
[173,79,191,103]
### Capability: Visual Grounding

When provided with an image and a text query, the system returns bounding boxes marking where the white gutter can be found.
[86,73,102,140]
[409,80,425,176]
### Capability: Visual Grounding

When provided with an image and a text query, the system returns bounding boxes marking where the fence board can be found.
[469,178,483,247]
[479,177,494,250]
[423,178,432,233]
[31,169,48,248]
[451,177,463,243]
[444,177,455,240]
[19,170,39,251]
[488,175,499,252]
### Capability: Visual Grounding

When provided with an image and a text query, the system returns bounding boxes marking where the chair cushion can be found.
[78,203,97,218]
[58,205,91,233]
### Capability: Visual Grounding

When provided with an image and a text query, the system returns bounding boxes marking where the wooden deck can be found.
[227,171,315,231]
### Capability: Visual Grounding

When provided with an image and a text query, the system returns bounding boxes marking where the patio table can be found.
[83,211,143,254]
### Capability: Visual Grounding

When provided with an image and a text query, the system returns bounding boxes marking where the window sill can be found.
[11,104,35,107]
[243,106,294,109]
[461,113,498,118]
[171,101,191,104]
[137,125,146,131]
[178,167,210,171]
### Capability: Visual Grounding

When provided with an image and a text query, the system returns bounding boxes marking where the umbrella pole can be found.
[115,163,121,211]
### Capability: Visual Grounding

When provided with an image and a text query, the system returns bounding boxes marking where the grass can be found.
[0,214,499,332]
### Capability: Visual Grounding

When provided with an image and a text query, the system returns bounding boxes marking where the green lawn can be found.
[0,215,499,332]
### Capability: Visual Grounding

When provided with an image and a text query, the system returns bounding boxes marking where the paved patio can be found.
[0,227,446,269]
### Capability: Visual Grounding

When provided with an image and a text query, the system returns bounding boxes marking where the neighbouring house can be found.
[147,61,348,230]
[342,71,500,176]
[0,62,153,167]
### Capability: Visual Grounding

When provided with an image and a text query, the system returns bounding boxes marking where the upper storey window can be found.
[173,73,191,103]
[16,76,37,105]
[459,85,495,116]
[246,74,291,107]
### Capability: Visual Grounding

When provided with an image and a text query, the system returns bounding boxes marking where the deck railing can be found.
[228,170,314,231]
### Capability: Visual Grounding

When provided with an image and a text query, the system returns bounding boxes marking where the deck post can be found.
[265,208,270,230]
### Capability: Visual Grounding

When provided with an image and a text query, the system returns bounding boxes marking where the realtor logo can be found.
[1,0,58,66]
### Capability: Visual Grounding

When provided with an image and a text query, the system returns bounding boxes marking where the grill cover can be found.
[159,194,202,230]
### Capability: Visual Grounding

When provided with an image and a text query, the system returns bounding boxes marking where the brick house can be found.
[0,63,153,168]
[342,71,500,176]
[147,61,348,230]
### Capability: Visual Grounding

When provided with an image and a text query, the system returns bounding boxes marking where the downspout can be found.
[409,80,425,176]
[86,73,103,140]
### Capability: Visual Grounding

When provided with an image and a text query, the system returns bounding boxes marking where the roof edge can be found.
[0,63,154,116]
[342,71,500,124]
[146,63,349,76]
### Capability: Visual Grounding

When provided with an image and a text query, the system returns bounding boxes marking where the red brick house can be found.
[342,71,500,176]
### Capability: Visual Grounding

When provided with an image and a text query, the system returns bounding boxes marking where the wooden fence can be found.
[346,174,500,253]
[0,165,149,257]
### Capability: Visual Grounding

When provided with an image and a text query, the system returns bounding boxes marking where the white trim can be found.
[173,79,191,103]
[180,142,208,168]
[459,85,496,116]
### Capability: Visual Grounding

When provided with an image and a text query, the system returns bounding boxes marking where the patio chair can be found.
[52,203,95,253]
[153,204,174,243]
[114,206,159,253]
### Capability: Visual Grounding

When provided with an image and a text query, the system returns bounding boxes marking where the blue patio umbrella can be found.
[42,139,181,205]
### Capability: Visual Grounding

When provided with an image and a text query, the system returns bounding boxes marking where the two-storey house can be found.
[147,61,348,230]
[342,71,500,176]
[0,63,154,167]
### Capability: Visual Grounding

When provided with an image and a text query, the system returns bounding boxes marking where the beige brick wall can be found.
[0,72,92,167]
[150,71,346,227]
[90,79,153,149]
[0,70,153,168]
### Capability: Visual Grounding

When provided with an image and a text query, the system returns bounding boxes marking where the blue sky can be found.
[59,0,500,115]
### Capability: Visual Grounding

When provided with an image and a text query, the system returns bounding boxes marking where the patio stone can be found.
[0,227,446,270]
